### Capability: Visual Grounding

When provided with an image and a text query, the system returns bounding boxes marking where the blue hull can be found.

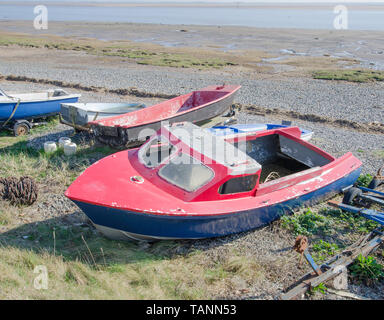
[73,167,361,240]
[0,97,79,121]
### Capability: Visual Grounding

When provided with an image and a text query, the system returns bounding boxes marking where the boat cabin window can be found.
[219,174,258,194]
[139,136,176,168]
[158,153,214,192]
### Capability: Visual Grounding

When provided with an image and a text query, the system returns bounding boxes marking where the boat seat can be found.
[52,89,69,97]
[257,166,322,195]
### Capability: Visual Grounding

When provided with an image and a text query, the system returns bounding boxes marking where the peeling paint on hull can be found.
[74,167,361,241]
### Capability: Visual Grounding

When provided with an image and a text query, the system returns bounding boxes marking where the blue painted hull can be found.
[73,167,361,240]
[0,97,79,121]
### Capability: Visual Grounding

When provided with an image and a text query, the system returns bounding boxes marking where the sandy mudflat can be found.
[1,20,384,70]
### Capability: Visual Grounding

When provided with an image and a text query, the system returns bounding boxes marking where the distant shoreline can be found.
[1,1,384,11]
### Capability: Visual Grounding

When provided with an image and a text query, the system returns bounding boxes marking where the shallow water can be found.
[1,4,384,30]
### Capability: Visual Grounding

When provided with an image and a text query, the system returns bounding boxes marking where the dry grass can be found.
[0,126,265,300]
[0,239,264,299]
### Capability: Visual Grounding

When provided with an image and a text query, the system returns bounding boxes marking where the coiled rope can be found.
[0,176,38,205]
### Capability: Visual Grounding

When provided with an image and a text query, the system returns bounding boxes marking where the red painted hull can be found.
[90,85,241,148]
[65,125,362,240]
[66,150,361,217]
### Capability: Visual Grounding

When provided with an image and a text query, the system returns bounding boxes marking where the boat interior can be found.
[231,132,333,186]
[63,103,146,114]
[177,90,229,112]
[0,89,72,102]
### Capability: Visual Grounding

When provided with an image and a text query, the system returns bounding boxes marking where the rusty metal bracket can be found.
[374,165,384,181]
[293,236,322,276]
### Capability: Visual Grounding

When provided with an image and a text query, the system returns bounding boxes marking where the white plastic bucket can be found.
[58,137,71,148]
[64,142,77,156]
[44,141,57,153]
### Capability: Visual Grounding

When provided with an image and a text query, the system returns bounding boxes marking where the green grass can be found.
[349,254,384,285]
[308,282,327,295]
[312,240,340,263]
[313,69,384,83]
[281,208,332,236]
[356,173,373,188]
[320,208,378,234]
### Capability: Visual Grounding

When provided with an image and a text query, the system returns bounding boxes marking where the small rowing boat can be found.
[90,85,241,148]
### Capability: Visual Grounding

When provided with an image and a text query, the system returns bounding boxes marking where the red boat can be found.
[66,122,362,241]
[90,85,241,148]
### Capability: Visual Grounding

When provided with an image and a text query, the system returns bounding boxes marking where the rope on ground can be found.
[0,176,38,205]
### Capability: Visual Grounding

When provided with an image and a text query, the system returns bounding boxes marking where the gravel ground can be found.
[236,112,384,175]
[1,51,383,300]
[0,47,383,125]
[3,78,381,175]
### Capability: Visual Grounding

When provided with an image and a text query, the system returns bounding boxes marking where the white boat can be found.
[60,102,146,130]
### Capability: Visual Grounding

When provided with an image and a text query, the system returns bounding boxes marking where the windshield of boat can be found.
[158,153,215,192]
[138,135,176,168]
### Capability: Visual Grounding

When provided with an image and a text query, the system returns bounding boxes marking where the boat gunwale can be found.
[65,151,361,218]
[0,94,81,104]
[60,102,146,114]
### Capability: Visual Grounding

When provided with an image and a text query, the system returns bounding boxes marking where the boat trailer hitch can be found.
[293,236,322,276]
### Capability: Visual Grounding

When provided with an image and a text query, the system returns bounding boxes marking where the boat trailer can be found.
[330,166,384,226]
[0,117,49,137]
[280,167,384,300]
[0,92,50,136]
[280,227,384,300]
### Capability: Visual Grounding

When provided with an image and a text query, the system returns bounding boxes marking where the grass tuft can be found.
[281,208,332,236]
[313,69,384,83]
[0,33,237,70]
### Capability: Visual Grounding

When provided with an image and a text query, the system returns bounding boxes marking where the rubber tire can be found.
[13,122,30,136]
[367,178,384,190]
[342,187,363,205]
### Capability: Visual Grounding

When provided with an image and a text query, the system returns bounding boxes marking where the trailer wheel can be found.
[367,178,384,190]
[342,187,362,205]
[13,122,30,136]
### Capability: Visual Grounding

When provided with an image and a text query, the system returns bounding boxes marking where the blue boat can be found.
[0,87,80,135]
[207,123,313,141]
